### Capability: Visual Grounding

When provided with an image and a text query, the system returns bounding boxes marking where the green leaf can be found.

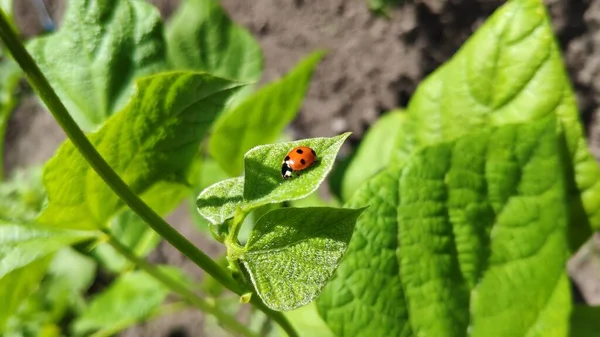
[281,302,335,337]
[0,259,49,333]
[240,206,365,311]
[189,157,232,240]
[209,51,325,176]
[196,177,244,225]
[72,267,186,336]
[28,0,167,131]
[317,168,409,337]
[318,117,571,336]
[38,72,243,230]
[0,166,45,223]
[342,110,405,201]
[93,180,189,273]
[570,305,600,337]
[0,223,96,331]
[3,248,96,337]
[401,0,600,245]
[166,0,263,83]
[0,58,22,179]
[243,133,350,209]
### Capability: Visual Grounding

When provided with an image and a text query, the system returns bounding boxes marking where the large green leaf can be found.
[401,0,600,244]
[342,110,405,201]
[317,168,409,337]
[0,223,96,331]
[166,0,263,83]
[209,51,324,176]
[28,0,167,131]
[71,267,187,336]
[242,133,350,209]
[38,72,243,230]
[318,117,571,336]
[93,180,189,273]
[240,207,365,311]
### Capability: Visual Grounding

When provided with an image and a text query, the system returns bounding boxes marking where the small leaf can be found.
[240,207,365,311]
[38,72,243,230]
[0,223,96,330]
[210,51,325,176]
[28,0,167,130]
[342,110,405,201]
[93,180,189,273]
[166,0,263,83]
[189,157,232,240]
[401,0,600,246]
[196,177,244,225]
[72,267,187,336]
[243,133,350,209]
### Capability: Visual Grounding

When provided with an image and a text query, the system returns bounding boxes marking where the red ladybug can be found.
[281,146,317,179]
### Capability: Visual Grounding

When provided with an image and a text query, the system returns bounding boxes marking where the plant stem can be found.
[105,233,259,337]
[0,10,298,337]
[90,302,189,337]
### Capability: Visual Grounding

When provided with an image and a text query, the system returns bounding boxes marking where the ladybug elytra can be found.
[281,146,317,179]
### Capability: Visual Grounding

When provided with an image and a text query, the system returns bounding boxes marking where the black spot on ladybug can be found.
[311,149,316,156]
[285,155,290,161]
[300,159,306,165]
[296,148,304,154]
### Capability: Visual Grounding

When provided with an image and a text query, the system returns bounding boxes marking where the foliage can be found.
[209,51,324,176]
[317,0,600,336]
[28,0,168,131]
[1,0,599,336]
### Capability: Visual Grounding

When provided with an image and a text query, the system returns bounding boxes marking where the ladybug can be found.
[281,146,317,179]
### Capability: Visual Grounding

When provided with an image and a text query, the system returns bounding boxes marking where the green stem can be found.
[105,233,259,337]
[90,302,189,337]
[0,10,298,337]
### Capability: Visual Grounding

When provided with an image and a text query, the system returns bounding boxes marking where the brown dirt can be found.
[5,0,600,336]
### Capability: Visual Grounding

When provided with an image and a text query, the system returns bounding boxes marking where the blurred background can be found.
[5,0,600,336]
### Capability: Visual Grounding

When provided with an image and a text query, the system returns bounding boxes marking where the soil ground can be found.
[6,0,600,336]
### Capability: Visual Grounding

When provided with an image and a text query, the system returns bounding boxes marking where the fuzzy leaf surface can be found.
[39,72,242,230]
[241,207,365,311]
[243,133,350,209]
[196,177,244,225]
